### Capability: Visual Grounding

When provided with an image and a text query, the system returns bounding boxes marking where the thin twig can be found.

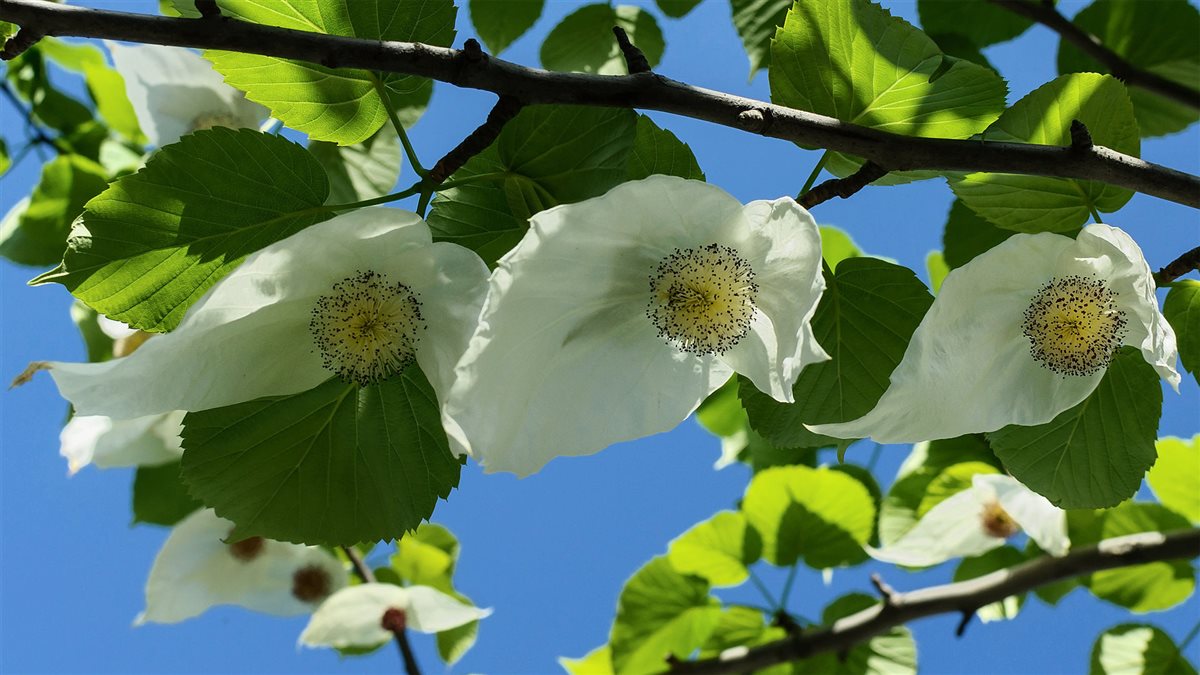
[1,0,1197,209]
[799,161,888,208]
[341,546,422,675]
[427,94,524,183]
[612,25,651,74]
[670,529,1200,674]
[1154,246,1200,285]
[988,0,1200,111]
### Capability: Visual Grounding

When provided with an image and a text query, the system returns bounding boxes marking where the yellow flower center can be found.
[191,112,240,131]
[647,243,758,355]
[980,501,1020,539]
[309,270,424,386]
[1021,275,1126,376]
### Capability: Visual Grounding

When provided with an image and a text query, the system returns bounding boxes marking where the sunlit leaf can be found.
[541,4,664,75]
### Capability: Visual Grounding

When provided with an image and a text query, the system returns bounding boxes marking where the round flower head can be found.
[46,208,489,428]
[869,473,1069,567]
[107,42,268,147]
[299,583,492,650]
[59,411,184,475]
[138,508,349,624]
[442,176,828,476]
[808,224,1179,443]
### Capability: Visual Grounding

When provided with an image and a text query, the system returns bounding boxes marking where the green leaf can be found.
[470,0,543,55]
[916,461,999,518]
[1084,503,1195,612]
[819,225,863,269]
[627,115,704,182]
[988,348,1162,509]
[540,4,664,75]
[428,105,636,266]
[926,32,995,72]
[436,589,481,665]
[794,593,918,674]
[310,129,402,205]
[667,511,762,587]
[699,606,770,654]
[6,50,94,134]
[132,461,203,527]
[0,155,108,266]
[657,0,701,19]
[729,0,790,75]
[180,369,462,546]
[81,63,145,145]
[917,0,1035,48]
[741,465,875,568]
[393,523,458,591]
[941,197,1015,269]
[32,128,332,332]
[925,251,948,293]
[949,73,1140,234]
[609,556,721,675]
[206,0,456,145]
[770,0,1007,178]
[1058,0,1200,138]
[954,547,1027,622]
[1163,281,1200,384]
[0,137,9,176]
[1090,623,1198,675]
[560,645,613,675]
[1147,435,1200,524]
[739,257,934,448]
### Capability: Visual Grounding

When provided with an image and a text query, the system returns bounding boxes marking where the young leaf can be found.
[1146,435,1200,524]
[1090,624,1198,675]
[949,74,1140,234]
[1163,281,1200,384]
[206,0,456,145]
[540,4,664,75]
[180,370,461,546]
[741,465,875,568]
[627,115,704,182]
[667,511,762,587]
[988,348,1162,509]
[33,128,332,332]
[739,258,934,448]
[818,225,863,269]
[470,0,543,55]
[0,154,108,266]
[132,461,202,527]
[1058,0,1200,138]
[560,646,613,675]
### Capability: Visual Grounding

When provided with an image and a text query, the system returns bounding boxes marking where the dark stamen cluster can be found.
[1021,275,1126,377]
[647,243,759,355]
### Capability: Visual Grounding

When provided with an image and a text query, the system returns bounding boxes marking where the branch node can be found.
[869,573,899,606]
[194,0,222,19]
[799,161,888,209]
[612,25,651,74]
[1069,119,1093,150]
[955,610,975,637]
[1,27,44,61]
[1154,245,1200,285]
[771,610,803,637]
[737,108,772,134]
[428,95,524,184]
[462,37,485,63]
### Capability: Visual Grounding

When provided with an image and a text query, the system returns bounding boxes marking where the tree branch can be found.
[341,546,422,675]
[988,0,1200,111]
[671,529,1200,674]
[1,0,1198,209]
[1155,246,1200,285]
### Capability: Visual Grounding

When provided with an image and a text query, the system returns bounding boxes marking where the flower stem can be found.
[1179,618,1200,651]
[800,151,830,197]
[342,546,422,675]
[371,74,427,177]
[1088,203,1104,224]
[779,564,800,612]
[747,568,780,609]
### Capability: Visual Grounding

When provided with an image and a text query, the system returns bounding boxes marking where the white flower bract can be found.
[299,583,492,649]
[59,411,184,475]
[137,509,349,624]
[869,473,1068,567]
[808,224,1179,443]
[106,42,268,147]
[442,176,828,476]
[47,209,490,431]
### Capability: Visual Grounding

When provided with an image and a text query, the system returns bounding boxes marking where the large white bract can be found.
[107,42,268,147]
[46,209,490,429]
[300,583,492,649]
[138,509,349,624]
[809,224,1179,443]
[443,176,828,476]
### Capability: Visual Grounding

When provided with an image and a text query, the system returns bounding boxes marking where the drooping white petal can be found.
[96,315,137,341]
[107,42,267,147]
[59,411,184,474]
[49,208,486,419]
[866,487,1001,567]
[299,583,490,649]
[138,509,348,624]
[445,176,824,476]
[982,474,1069,556]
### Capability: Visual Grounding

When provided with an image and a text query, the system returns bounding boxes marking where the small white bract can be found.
[299,583,492,650]
[808,224,1179,443]
[443,176,829,476]
[106,42,268,147]
[869,473,1068,567]
[137,509,348,624]
[46,209,489,438]
[59,411,184,475]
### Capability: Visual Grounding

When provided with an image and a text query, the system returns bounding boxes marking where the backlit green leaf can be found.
[310,128,402,205]
[1163,281,1200,384]
[1083,503,1195,612]
[667,511,762,587]
[0,154,108,266]
[1090,623,1198,675]
[541,4,664,75]
[954,547,1027,622]
[917,0,1035,48]
[470,0,543,55]
[1147,436,1200,523]
[730,0,790,75]
[794,593,917,674]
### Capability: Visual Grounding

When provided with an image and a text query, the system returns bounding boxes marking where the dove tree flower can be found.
[59,410,184,475]
[45,208,489,425]
[442,176,828,476]
[809,224,1179,443]
[107,42,269,147]
[299,583,492,650]
[869,473,1069,568]
[138,508,348,624]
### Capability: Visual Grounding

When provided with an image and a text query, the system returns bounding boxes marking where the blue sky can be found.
[1,0,1197,673]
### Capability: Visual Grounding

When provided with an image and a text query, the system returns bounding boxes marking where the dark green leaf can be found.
[132,461,203,526]
[627,115,704,181]
[740,258,934,447]
[427,105,636,266]
[180,369,461,546]
[1090,623,1198,675]
[0,154,108,266]
[310,128,402,205]
[918,0,1035,48]
[657,0,701,19]
[794,593,917,674]
[540,4,664,75]
[6,50,94,134]
[988,348,1162,509]
[609,556,721,674]
[33,128,332,332]
[1163,281,1200,384]
[941,198,1015,269]
[925,32,995,71]
[729,0,790,75]
[470,0,543,55]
